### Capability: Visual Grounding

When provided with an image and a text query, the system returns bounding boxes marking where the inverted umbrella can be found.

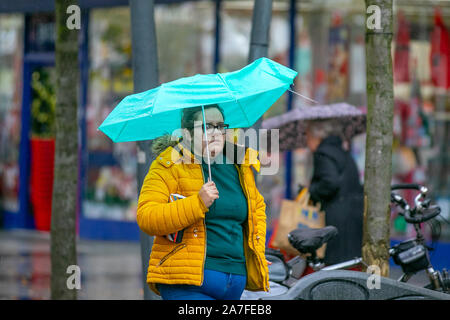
[261,102,366,152]
[98,57,298,178]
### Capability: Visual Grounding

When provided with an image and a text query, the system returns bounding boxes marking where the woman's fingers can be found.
[208,190,219,198]
[199,180,220,208]
[205,184,219,195]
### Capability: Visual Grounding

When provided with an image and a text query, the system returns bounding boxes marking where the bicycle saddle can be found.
[288,226,338,254]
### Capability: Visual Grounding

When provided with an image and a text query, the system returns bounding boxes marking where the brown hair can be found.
[151,104,224,155]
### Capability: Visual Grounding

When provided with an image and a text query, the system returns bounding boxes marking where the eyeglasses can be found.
[192,123,230,134]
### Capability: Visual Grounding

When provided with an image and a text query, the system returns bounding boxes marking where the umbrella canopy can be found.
[98,57,297,143]
[261,102,366,151]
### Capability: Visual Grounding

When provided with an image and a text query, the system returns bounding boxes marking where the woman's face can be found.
[193,107,226,160]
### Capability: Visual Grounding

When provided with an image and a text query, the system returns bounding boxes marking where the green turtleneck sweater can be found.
[201,151,248,276]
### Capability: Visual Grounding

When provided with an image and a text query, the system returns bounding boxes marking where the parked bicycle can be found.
[241,183,449,299]
[389,183,449,293]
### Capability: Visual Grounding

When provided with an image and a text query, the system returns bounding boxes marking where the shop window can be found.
[85,4,216,221]
[86,8,136,221]
[0,14,24,214]
[26,13,55,53]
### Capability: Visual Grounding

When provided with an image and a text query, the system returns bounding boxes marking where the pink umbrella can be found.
[261,103,366,152]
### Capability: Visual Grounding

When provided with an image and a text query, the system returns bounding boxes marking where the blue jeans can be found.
[157,269,247,300]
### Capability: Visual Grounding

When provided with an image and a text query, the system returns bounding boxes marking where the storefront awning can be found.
[0,0,202,13]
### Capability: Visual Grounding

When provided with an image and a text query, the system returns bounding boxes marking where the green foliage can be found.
[31,68,56,138]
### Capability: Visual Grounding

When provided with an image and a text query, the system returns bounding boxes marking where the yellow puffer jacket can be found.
[137,141,270,296]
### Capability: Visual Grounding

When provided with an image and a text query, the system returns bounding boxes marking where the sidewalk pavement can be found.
[0,229,430,300]
[0,229,142,300]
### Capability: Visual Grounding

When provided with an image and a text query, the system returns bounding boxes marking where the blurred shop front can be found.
[0,1,449,270]
[0,3,132,240]
[268,0,450,270]
[0,0,297,242]
[0,0,223,240]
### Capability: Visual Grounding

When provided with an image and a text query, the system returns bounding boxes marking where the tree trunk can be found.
[51,0,79,299]
[362,0,394,277]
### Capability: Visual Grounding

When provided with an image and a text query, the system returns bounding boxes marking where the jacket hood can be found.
[156,141,261,172]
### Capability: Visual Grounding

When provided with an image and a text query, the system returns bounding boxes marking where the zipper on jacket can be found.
[199,164,207,286]
[156,243,186,267]
[235,164,268,291]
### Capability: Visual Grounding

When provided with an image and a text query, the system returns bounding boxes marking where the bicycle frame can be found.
[321,257,364,271]
[390,196,448,291]
[265,184,449,295]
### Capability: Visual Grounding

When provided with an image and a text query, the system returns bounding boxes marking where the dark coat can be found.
[308,136,364,265]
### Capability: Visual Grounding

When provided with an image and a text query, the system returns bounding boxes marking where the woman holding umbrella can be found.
[99,57,298,300]
[300,119,364,266]
[137,104,270,300]
[262,102,366,265]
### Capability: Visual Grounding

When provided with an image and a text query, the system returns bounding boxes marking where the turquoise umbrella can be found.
[98,57,298,179]
[98,57,297,142]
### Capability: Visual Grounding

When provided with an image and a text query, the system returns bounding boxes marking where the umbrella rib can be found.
[260,68,296,84]
[112,85,162,142]
[115,120,129,142]
[258,68,317,104]
[150,83,163,117]
[216,73,252,127]
[287,88,319,104]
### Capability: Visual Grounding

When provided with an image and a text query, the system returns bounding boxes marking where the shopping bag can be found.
[165,193,186,243]
[271,188,326,258]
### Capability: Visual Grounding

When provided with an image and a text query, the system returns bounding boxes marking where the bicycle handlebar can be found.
[390,184,440,224]
[403,205,441,224]
[391,193,409,209]
[391,183,423,191]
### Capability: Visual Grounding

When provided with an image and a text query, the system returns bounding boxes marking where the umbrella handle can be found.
[201,105,212,182]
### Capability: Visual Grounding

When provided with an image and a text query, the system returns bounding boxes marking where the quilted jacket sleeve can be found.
[251,163,267,243]
[136,159,209,236]
[253,171,269,291]
[255,188,267,239]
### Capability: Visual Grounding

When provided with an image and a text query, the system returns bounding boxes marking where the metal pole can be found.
[247,0,273,152]
[285,0,296,199]
[78,8,89,238]
[213,0,222,73]
[248,0,273,64]
[129,0,160,300]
